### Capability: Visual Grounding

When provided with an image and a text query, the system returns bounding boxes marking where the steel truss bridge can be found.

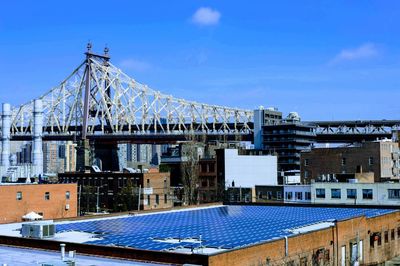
[2,45,399,144]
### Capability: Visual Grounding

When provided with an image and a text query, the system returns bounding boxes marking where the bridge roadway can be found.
[8,120,399,143]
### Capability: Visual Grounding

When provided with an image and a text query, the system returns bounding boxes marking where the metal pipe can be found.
[1,103,11,168]
[60,243,66,261]
[32,99,43,176]
[284,236,288,257]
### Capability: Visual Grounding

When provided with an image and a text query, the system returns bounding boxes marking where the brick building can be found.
[0,183,77,224]
[301,140,400,183]
[58,171,172,212]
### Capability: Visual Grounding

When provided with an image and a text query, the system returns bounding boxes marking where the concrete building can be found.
[0,183,77,224]
[311,181,400,206]
[43,142,60,174]
[218,149,278,188]
[301,140,400,183]
[254,109,316,183]
[284,184,312,203]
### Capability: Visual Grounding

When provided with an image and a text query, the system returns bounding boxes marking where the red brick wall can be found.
[0,183,77,224]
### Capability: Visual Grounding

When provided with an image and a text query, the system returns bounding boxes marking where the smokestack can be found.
[1,103,11,168]
[32,99,43,176]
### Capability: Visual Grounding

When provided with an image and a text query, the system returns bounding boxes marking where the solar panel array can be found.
[56,206,396,252]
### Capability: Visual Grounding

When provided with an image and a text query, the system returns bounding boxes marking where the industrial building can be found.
[301,140,400,183]
[58,170,172,212]
[0,205,399,265]
[0,183,77,224]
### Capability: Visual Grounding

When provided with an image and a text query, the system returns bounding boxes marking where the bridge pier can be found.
[32,99,43,176]
[1,103,11,169]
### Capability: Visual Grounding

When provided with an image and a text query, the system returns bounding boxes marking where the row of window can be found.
[315,188,372,199]
[304,157,375,166]
[16,191,70,201]
[145,194,168,206]
[313,188,400,200]
[285,191,311,201]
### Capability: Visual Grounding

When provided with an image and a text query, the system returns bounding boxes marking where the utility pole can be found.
[78,185,82,216]
[137,185,141,211]
[96,186,100,213]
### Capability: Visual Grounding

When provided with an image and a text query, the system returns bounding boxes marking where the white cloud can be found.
[191,7,221,26]
[119,58,151,72]
[330,43,379,65]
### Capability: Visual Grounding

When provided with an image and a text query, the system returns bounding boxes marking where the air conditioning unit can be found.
[21,222,55,239]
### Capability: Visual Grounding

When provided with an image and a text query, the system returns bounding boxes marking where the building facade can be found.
[301,140,400,183]
[0,183,77,224]
[311,181,400,206]
[58,171,172,212]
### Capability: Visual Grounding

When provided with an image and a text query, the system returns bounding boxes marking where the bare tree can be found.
[180,141,201,205]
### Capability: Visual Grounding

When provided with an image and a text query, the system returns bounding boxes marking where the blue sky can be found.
[0,1,399,120]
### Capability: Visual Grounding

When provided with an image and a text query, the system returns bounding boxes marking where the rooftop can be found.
[0,205,396,255]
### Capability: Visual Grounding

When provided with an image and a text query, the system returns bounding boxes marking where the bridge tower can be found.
[76,43,120,171]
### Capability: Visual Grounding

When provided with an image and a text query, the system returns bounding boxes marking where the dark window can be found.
[391,229,395,240]
[44,192,50,200]
[385,231,389,243]
[267,191,272,200]
[388,189,400,199]
[295,192,302,200]
[209,163,215,172]
[147,195,150,206]
[331,189,341,199]
[341,158,346,166]
[277,191,282,200]
[304,159,309,166]
[362,189,373,200]
[16,191,22,201]
[155,194,159,205]
[286,192,293,200]
[65,191,70,200]
[305,192,311,200]
[146,179,150,188]
[164,194,168,204]
[347,189,357,199]
[316,189,326,198]
[398,227,400,238]
[369,157,374,165]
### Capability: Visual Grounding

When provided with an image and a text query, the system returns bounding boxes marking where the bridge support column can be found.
[1,103,11,168]
[76,139,92,172]
[32,99,43,176]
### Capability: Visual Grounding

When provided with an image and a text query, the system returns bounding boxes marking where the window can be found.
[304,159,309,166]
[305,192,311,200]
[163,179,167,189]
[295,192,302,200]
[347,189,357,199]
[286,192,293,200]
[44,192,50,200]
[147,195,151,206]
[267,191,272,200]
[164,194,168,204]
[369,157,374,165]
[16,191,22,201]
[155,194,159,205]
[388,189,400,199]
[146,179,150,188]
[362,189,373,200]
[316,188,326,198]
[331,189,341,199]
[65,191,70,200]
[277,191,282,200]
[341,158,346,166]
[385,231,389,243]
[391,229,395,240]
[304,170,309,179]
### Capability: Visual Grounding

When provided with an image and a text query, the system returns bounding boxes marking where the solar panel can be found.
[56,205,396,252]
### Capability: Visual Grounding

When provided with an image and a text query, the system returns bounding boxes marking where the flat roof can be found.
[1,205,397,255]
